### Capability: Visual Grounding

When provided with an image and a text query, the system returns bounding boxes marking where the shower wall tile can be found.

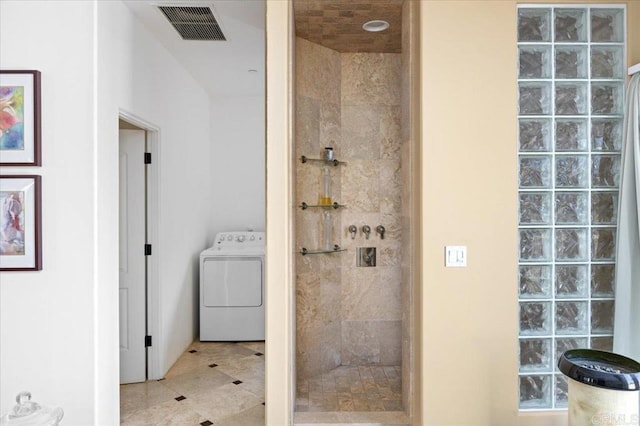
[400,141,413,217]
[321,321,343,371]
[380,160,402,214]
[379,239,402,267]
[296,96,321,156]
[342,53,401,106]
[320,262,343,325]
[297,42,405,380]
[320,102,342,152]
[297,274,322,334]
[296,38,341,105]
[297,320,342,380]
[401,1,412,144]
[295,212,321,258]
[341,320,402,366]
[341,106,381,160]
[401,1,414,410]
[340,52,403,370]
[296,38,343,381]
[342,267,401,321]
[381,212,402,241]
[381,106,402,160]
[296,163,320,205]
[342,160,380,212]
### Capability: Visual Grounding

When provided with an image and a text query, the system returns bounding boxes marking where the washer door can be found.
[203,257,263,307]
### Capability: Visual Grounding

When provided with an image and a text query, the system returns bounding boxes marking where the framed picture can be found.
[0,175,42,271]
[0,70,41,166]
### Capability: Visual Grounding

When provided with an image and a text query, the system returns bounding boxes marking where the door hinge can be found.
[145,335,152,347]
[145,244,152,256]
[144,152,152,164]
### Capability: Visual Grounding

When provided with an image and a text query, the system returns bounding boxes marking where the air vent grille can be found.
[158,6,226,41]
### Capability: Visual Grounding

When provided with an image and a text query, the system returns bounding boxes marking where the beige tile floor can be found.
[120,341,265,426]
[295,365,403,412]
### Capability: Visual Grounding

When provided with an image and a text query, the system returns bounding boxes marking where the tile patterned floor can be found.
[295,365,403,412]
[120,341,265,426]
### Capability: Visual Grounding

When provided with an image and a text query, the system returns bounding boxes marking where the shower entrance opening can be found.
[292,0,419,424]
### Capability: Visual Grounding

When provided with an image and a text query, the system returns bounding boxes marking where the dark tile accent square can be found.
[175,395,186,402]
[200,421,213,426]
[208,363,218,368]
[232,380,243,385]
[254,352,264,356]
[188,350,197,353]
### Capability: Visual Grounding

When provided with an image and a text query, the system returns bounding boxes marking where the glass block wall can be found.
[517,5,625,410]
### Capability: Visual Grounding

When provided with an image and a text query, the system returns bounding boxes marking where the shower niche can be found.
[293,0,418,423]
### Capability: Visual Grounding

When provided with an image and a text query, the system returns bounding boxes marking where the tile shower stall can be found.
[293,1,415,417]
[517,6,624,410]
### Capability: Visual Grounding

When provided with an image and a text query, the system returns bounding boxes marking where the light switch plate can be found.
[445,246,467,267]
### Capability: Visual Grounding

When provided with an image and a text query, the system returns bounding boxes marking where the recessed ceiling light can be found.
[362,20,389,32]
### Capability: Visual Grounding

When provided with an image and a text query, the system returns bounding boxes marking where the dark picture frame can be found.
[0,70,41,166]
[0,175,42,271]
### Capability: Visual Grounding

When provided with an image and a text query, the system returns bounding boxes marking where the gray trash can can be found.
[559,349,640,426]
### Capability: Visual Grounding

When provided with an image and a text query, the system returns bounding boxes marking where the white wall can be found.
[1,1,213,423]
[209,96,265,240]
[97,0,213,419]
[0,1,97,423]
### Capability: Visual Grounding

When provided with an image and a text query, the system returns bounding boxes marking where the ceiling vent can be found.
[158,6,226,41]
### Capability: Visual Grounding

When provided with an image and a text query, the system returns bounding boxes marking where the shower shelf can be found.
[299,202,345,210]
[300,245,346,255]
[300,155,346,166]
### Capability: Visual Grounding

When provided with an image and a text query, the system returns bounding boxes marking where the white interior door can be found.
[119,129,146,384]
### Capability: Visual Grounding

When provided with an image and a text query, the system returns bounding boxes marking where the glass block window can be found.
[517,5,624,410]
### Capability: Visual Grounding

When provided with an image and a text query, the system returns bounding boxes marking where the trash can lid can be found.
[0,392,64,426]
[558,349,640,391]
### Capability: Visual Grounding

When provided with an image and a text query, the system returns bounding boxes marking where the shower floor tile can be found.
[296,365,402,412]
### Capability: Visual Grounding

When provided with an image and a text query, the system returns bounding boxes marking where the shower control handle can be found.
[376,225,386,240]
[362,225,371,239]
[348,225,357,239]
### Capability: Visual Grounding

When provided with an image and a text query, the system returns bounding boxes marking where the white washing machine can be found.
[199,231,265,341]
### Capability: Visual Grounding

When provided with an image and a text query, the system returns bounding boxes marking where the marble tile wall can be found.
[295,37,405,382]
[340,52,403,367]
[400,0,415,414]
[295,37,343,381]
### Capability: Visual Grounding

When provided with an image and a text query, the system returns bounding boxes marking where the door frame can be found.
[118,109,162,380]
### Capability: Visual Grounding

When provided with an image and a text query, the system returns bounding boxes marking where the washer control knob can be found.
[227,235,233,241]
[237,235,246,242]
[250,235,255,241]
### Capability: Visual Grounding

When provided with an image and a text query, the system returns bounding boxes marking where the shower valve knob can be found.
[376,225,386,240]
[362,225,371,239]
[348,225,357,239]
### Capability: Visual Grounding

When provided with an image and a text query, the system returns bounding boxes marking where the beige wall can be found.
[266,1,640,425]
[420,2,521,424]
[265,1,294,425]
[420,1,639,425]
